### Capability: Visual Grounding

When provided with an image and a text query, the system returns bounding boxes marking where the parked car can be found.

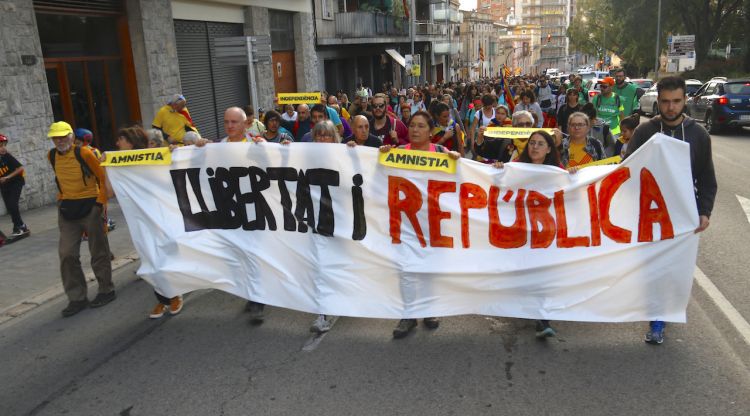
[685,79,703,95]
[579,71,609,84]
[638,84,659,116]
[629,78,654,99]
[686,78,750,133]
[585,79,605,100]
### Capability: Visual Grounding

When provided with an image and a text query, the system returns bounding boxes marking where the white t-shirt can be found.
[474,107,495,128]
[281,111,298,122]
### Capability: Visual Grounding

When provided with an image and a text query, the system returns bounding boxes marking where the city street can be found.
[1,126,749,416]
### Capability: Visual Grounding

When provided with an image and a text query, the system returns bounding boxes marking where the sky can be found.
[459,0,477,11]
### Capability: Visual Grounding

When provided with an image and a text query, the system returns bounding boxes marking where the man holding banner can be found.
[625,76,717,345]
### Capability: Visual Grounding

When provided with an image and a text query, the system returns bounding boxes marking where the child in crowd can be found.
[0,133,29,238]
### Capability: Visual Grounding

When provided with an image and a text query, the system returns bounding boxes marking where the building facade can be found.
[314,0,461,94]
[0,0,319,215]
[459,10,496,80]
[519,0,571,72]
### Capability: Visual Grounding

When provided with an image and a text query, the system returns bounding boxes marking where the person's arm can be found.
[0,155,24,184]
[81,147,108,205]
[455,124,465,156]
[695,134,718,222]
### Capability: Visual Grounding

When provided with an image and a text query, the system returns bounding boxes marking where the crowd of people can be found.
[0,70,716,347]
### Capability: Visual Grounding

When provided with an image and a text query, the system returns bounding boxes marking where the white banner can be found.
[108,134,700,322]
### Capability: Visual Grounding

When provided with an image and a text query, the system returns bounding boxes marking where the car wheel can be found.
[705,111,721,134]
[652,103,659,116]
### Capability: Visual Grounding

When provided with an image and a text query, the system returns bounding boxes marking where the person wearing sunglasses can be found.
[593,77,625,142]
[370,94,408,146]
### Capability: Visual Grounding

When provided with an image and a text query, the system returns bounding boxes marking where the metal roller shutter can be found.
[208,23,250,125]
[174,20,249,141]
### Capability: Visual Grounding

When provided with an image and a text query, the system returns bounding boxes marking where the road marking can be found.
[301,315,339,352]
[694,267,750,346]
[737,194,750,225]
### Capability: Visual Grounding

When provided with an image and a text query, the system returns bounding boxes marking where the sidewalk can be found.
[0,199,139,323]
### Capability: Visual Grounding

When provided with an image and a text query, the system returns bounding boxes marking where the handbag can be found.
[59,198,97,220]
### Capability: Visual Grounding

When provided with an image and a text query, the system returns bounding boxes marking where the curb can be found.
[0,251,140,325]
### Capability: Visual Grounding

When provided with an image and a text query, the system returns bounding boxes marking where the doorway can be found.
[36,10,139,151]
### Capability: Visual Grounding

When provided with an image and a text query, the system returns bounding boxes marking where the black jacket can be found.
[624,115,717,217]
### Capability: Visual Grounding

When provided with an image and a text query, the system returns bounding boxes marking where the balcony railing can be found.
[334,11,409,38]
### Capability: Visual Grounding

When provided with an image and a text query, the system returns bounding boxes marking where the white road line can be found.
[694,267,750,346]
[737,194,750,225]
[301,316,339,352]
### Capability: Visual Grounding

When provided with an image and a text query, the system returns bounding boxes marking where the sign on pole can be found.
[667,35,695,59]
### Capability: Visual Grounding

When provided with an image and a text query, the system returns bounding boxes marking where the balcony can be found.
[334,11,409,38]
[433,41,460,55]
[316,11,447,45]
[433,8,463,23]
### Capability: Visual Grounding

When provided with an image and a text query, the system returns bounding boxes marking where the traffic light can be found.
[547,34,552,43]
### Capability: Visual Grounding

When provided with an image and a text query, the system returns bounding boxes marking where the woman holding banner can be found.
[493,130,563,338]
[380,111,460,339]
[560,112,605,170]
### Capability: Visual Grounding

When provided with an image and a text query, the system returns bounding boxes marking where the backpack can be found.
[595,93,621,109]
[48,145,95,191]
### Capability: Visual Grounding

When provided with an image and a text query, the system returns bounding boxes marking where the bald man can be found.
[343,115,382,148]
[220,107,266,143]
[293,104,313,140]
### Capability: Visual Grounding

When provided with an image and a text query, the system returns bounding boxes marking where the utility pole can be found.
[654,0,662,80]
[410,0,416,86]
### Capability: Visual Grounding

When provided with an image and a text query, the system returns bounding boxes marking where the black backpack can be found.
[48,145,95,191]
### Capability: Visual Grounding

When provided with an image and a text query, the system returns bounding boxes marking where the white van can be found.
[578,70,609,83]
[545,68,559,77]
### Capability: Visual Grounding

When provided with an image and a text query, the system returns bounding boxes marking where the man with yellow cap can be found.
[47,121,115,317]
[151,93,198,145]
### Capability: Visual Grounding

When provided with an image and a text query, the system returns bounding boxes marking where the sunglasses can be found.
[372,103,386,109]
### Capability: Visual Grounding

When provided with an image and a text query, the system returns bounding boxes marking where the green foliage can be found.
[569,0,744,72]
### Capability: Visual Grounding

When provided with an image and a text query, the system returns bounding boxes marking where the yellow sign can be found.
[577,156,622,169]
[379,148,456,174]
[411,64,421,77]
[277,92,322,105]
[483,127,555,139]
[101,148,171,167]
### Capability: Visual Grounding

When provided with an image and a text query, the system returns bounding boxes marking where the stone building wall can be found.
[243,6,275,112]
[0,0,57,214]
[126,0,182,125]
[293,13,321,92]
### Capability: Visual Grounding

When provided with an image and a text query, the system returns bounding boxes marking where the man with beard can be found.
[47,121,114,317]
[613,68,639,116]
[625,76,717,346]
[292,104,312,140]
[369,93,408,146]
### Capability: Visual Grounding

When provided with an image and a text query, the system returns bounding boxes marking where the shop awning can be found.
[386,49,406,68]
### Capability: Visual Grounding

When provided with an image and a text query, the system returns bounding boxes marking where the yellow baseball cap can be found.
[47,121,73,138]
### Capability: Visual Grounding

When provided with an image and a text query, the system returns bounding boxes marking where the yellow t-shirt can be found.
[49,146,107,204]
[152,105,197,144]
[567,141,593,167]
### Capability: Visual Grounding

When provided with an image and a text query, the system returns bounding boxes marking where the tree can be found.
[667,0,742,65]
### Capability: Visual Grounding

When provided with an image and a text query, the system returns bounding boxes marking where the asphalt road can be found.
[1,123,749,416]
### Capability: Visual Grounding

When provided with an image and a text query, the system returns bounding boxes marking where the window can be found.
[269,10,295,51]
